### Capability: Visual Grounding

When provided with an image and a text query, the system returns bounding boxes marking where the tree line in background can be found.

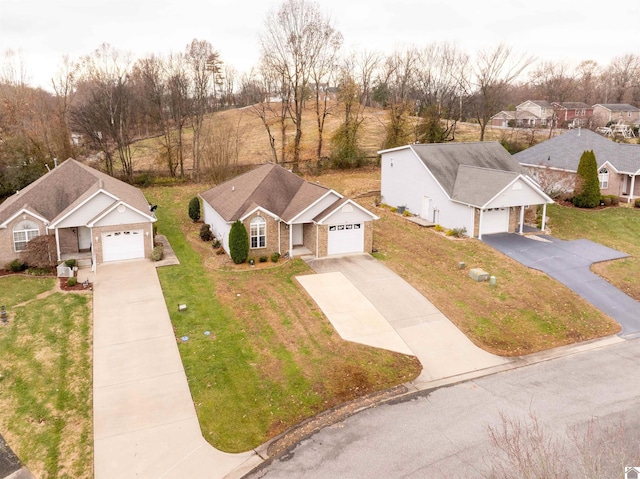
[2,0,640,197]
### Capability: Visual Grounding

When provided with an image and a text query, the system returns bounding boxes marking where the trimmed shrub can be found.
[199,224,213,241]
[188,197,201,222]
[433,224,444,232]
[635,198,640,208]
[151,244,164,261]
[270,252,281,263]
[573,150,600,208]
[64,258,77,268]
[67,277,77,287]
[229,220,249,264]
[7,259,26,272]
[446,227,467,238]
[603,197,612,206]
[259,255,268,263]
[403,210,411,217]
[212,238,221,249]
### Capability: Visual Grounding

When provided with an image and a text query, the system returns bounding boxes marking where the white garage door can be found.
[102,230,145,262]
[328,223,364,255]
[482,208,509,235]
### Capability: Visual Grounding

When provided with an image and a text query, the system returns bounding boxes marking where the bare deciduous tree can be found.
[465,44,535,141]
[260,0,342,171]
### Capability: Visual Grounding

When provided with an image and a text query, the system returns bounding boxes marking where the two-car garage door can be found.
[328,223,364,255]
[102,230,145,262]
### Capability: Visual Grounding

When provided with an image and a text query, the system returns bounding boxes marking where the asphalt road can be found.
[245,340,640,478]
[482,233,640,336]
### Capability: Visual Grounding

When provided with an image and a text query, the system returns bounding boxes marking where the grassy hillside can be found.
[129,103,535,172]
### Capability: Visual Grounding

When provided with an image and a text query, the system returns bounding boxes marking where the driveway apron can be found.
[300,255,510,388]
[482,233,640,336]
[92,260,257,478]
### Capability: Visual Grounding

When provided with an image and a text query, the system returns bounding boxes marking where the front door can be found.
[292,224,303,246]
[78,227,92,251]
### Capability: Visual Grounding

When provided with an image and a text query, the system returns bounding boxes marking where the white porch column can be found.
[519,206,525,234]
[288,224,293,258]
[55,227,61,261]
[629,175,637,203]
[478,209,484,240]
[541,203,547,231]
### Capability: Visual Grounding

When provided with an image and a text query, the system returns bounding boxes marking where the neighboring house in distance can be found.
[592,104,640,126]
[200,163,378,258]
[379,143,553,239]
[491,100,593,128]
[552,102,592,127]
[0,159,157,269]
[514,128,640,202]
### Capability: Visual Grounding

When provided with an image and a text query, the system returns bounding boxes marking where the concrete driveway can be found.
[298,254,510,388]
[482,233,640,337]
[93,260,259,478]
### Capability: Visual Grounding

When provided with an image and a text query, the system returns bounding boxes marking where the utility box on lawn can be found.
[469,268,490,282]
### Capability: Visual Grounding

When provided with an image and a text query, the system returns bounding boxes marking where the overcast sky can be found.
[1,0,639,90]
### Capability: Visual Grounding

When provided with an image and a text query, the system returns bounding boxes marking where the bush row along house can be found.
[491,101,640,129]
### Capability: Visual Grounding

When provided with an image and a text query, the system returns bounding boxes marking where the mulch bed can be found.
[59,278,93,291]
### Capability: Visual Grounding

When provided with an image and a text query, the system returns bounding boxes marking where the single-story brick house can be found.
[200,163,378,258]
[0,159,156,269]
[514,128,640,203]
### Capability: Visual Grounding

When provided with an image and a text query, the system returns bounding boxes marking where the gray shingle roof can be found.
[594,103,640,112]
[409,142,525,197]
[513,128,640,174]
[200,163,331,223]
[0,159,152,225]
[451,165,520,207]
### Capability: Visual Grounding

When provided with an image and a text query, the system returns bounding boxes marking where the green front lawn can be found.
[546,203,640,300]
[145,185,420,453]
[0,277,92,479]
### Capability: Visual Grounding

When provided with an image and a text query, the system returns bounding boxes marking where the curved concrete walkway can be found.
[93,260,259,478]
[482,233,640,337]
[300,254,511,389]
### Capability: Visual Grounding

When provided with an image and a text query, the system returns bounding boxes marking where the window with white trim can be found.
[13,220,40,252]
[250,216,266,248]
[598,168,609,189]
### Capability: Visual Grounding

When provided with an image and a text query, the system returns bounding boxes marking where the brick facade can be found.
[0,215,47,267]
[364,221,374,252]
[58,228,79,255]
[303,223,316,254]
[243,213,280,258]
[508,207,518,233]
[317,224,329,257]
[92,222,153,264]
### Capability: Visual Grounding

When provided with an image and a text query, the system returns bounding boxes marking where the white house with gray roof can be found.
[514,128,640,202]
[379,143,553,239]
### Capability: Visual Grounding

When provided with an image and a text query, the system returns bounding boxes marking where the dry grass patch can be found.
[0,279,92,478]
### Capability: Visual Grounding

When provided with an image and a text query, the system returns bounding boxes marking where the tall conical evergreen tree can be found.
[573,150,600,208]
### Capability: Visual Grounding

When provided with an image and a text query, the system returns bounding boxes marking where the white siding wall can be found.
[485,179,547,209]
[203,201,231,253]
[294,192,342,223]
[93,206,150,227]
[381,149,474,232]
[57,192,116,227]
[320,204,373,224]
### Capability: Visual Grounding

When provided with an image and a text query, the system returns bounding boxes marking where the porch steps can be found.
[77,257,93,269]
